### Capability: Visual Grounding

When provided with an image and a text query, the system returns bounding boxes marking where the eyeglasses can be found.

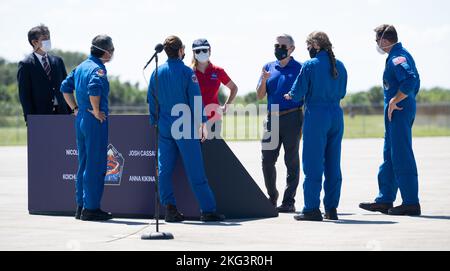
[194,49,209,54]
[274,44,289,50]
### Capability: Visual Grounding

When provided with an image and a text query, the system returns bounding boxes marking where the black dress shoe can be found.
[359,202,393,214]
[324,208,339,220]
[165,205,184,223]
[294,209,323,221]
[80,208,113,221]
[75,206,83,220]
[276,204,296,213]
[200,212,225,222]
[388,204,421,216]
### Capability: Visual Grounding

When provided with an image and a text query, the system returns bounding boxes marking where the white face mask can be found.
[376,44,386,55]
[92,44,113,62]
[195,51,210,63]
[376,25,397,55]
[41,39,52,52]
[376,41,397,55]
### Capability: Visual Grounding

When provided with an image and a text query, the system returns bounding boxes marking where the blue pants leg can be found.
[323,108,344,211]
[158,133,178,206]
[80,113,108,210]
[75,115,86,207]
[375,105,398,203]
[176,138,217,213]
[390,100,419,205]
[302,108,328,212]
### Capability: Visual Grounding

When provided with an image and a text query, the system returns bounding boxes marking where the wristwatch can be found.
[72,106,79,114]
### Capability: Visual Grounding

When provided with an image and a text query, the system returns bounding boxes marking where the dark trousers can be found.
[262,109,303,206]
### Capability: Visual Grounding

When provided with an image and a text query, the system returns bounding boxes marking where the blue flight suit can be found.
[60,55,109,210]
[375,42,420,205]
[289,50,347,213]
[148,58,217,213]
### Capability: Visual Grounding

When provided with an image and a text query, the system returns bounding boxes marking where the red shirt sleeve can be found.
[217,67,231,85]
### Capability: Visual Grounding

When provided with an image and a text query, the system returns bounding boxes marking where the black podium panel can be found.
[202,139,278,219]
[27,115,277,219]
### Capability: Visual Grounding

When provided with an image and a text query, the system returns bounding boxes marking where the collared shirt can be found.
[33,52,48,68]
[289,51,347,106]
[60,55,109,114]
[34,52,58,105]
[382,42,420,103]
[259,57,303,112]
[195,62,231,120]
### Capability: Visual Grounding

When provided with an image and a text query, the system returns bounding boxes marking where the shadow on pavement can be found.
[327,219,398,225]
[181,221,241,226]
[96,220,149,226]
[414,215,450,220]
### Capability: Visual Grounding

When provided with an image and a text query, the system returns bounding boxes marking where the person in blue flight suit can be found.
[360,25,421,216]
[147,35,225,223]
[285,31,347,221]
[60,35,114,221]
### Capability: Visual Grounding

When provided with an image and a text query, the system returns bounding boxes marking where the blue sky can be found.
[1,0,449,94]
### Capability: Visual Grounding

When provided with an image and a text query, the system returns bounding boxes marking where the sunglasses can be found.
[274,44,289,50]
[194,49,209,54]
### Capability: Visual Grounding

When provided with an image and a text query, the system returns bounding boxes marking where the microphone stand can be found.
[141,50,174,240]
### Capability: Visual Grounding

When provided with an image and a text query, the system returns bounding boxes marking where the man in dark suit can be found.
[17,24,71,123]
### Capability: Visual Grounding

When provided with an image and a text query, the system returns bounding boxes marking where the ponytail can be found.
[327,48,339,79]
[307,31,339,80]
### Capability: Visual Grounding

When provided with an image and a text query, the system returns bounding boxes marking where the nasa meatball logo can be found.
[192,74,198,83]
[96,69,105,77]
[105,144,125,186]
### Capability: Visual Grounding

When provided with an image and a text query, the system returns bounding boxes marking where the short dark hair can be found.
[164,35,183,59]
[374,24,398,43]
[90,35,114,58]
[27,24,50,47]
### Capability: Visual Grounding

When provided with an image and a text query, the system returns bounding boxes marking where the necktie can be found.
[42,55,51,80]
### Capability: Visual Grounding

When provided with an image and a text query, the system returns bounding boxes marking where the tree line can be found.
[2,49,450,117]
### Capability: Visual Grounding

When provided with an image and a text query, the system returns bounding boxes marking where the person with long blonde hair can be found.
[191,39,238,138]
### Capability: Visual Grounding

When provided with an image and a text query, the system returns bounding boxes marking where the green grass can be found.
[344,115,385,138]
[220,114,450,141]
[0,127,27,146]
[1,114,449,146]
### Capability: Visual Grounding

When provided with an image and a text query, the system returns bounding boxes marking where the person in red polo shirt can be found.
[191,39,238,138]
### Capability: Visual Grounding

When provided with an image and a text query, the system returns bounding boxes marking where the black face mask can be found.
[275,47,288,61]
[308,47,318,59]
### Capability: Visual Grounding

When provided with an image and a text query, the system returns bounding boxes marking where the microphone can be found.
[154,43,164,53]
[143,43,164,70]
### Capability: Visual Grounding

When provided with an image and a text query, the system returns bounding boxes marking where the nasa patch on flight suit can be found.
[96,69,106,77]
[192,74,198,83]
[392,56,407,66]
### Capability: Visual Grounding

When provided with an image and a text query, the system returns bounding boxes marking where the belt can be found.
[269,107,303,117]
